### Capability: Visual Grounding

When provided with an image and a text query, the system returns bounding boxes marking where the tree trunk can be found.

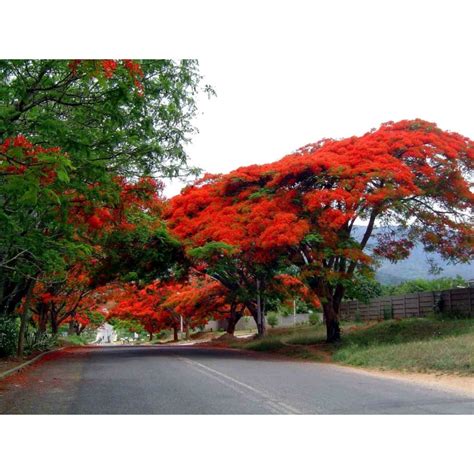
[226,312,243,335]
[50,314,59,334]
[255,317,266,337]
[17,281,34,359]
[17,317,27,359]
[226,304,243,335]
[255,279,266,337]
[68,319,76,336]
[1,280,30,321]
[185,323,190,340]
[323,302,341,343]
[38,308,48,334]
[247,302,266,337]
[309,280,344,343]
[173,326,178,342]
[149,332,153,342]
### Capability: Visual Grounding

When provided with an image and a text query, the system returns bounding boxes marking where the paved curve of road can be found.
[0,346,473,414]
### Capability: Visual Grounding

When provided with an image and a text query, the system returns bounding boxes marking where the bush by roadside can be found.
[57,334,91,347]
[0,318,18,357]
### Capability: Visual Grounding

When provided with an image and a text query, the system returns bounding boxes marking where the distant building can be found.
[94,323,117,344]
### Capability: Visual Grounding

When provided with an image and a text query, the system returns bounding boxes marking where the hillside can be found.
[352,226,473,284]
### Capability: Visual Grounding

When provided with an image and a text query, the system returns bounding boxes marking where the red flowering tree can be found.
[166,176,314,336]
[30,264,94,335]
[109,282,171,340]
[162,276,231,337]
[167,119,473,342]
[26,174,182,342]
[109,276,229,341]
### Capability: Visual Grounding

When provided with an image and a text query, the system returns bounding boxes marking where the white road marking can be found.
[176,355,303,414]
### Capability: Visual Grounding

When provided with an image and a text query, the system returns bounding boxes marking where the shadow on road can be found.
[83,345,270,362]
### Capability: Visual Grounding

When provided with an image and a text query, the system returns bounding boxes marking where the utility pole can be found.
[293,299,296,326]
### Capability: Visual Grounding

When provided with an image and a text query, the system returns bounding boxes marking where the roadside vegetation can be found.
[347,275,469,303]
[57,333,96,347]
[224,316,474,375]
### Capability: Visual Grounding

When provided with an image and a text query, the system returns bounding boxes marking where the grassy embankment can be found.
[225,317,474,374]
[57,333,94,347]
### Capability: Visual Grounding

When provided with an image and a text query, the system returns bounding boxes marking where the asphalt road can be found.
[0,345,473,414]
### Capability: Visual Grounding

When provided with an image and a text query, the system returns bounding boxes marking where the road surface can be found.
[0,345,472,414]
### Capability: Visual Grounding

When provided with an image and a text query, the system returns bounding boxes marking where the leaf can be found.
[21,188,38,205]
[56,168,70,182]
[45,188,61,204]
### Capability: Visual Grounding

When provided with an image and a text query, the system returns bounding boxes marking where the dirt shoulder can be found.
[333,364,474,397]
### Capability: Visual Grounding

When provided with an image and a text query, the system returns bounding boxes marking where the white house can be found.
[94,323,117,344]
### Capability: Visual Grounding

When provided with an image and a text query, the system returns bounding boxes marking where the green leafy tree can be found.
[381,276,468,296]
[0,60,211,177]
[0,60,210,356]
[344,273,383,303]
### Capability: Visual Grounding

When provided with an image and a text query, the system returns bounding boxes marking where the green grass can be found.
[230,318,474,375]
[339,318,474,347]
[232,330,323,361]
[244,338,286,352]
[285,328,327,345]
[333,334,474,374]
[57,334,91,346]
[278,345,323,361]
[333,318,474,374]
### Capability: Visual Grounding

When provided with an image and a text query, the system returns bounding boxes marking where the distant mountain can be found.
[351,226,473,285]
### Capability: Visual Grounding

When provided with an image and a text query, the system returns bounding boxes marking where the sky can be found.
[6,0,474,199]
[162,1,474,197]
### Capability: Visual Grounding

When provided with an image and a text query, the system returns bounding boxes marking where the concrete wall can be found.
[205,312,323,332]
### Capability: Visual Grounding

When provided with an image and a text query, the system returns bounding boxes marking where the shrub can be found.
[382,306,393,320]
[433,310,471,321]
[267,313,279,328]
[0,317,18,357]
[309,313,320,326]
[25,331,57,354]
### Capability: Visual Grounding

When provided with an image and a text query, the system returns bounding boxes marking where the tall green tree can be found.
[0,60,210,355]
[0,60,210,177]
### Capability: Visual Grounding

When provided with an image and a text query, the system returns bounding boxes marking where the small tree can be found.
[267,313,278,328]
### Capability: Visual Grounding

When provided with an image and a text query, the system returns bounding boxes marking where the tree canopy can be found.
[166,119,474,341]
[0,59,209,356]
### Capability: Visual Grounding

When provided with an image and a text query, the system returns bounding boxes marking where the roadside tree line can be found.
[0,59,207,357]
[1,59,473,357]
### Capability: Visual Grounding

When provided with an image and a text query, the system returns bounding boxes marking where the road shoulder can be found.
[330,364,474,397]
